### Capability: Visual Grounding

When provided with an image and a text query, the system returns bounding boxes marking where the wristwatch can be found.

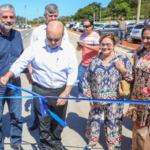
[63,91,70,97]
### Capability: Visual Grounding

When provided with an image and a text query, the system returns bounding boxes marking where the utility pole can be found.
[25,4,27,24]
[100,3,101,22]
[37,9,39,25]
[136,0,141,24]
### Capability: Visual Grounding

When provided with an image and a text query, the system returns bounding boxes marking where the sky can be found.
[0,0,112,20]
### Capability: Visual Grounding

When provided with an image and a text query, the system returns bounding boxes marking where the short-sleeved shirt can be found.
[118,20,127,30]
[144,21,149,26]
[80,32,100,66]
[30,23,69,44]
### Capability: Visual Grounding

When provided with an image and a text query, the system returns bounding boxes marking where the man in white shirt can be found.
[30,4,69,44]
[0,21,78,150]
[27,4,69,131]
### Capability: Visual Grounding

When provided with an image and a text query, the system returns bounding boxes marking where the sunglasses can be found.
[83,25,91,28]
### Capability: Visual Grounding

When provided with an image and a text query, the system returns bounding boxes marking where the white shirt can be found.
[10,40,78,88]
[30,23,69,44]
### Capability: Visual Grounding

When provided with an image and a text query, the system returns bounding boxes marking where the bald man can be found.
[0,21,78,150]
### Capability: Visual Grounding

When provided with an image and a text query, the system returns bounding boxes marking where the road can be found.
[3,29,134,150]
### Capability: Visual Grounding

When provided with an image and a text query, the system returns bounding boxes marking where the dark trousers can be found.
[32,82,67,150]
[0,79,22,149]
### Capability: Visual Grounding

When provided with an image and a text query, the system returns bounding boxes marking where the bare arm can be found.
[84,44,100,52]
[117,16,120,23]
[79,40,100,52]
[125,25,127,32]
[144,16,149,24]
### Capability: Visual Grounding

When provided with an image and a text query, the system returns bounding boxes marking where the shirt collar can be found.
[0,29,14,37]
[45,39,63,51]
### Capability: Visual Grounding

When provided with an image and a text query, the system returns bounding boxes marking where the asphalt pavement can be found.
[2,29,134,150]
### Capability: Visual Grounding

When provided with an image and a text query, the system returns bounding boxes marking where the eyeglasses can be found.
[83,25,91,28]
[101,43,112,47]
[142,37,150,40]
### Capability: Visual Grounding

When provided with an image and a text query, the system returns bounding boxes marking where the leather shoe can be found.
[11,145,24,150]
[28,120,38,131]
[52,146,67,150]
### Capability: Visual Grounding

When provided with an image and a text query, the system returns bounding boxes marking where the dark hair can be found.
[99,33,118,46]
[137,25,150,54]
[83,19,93,26]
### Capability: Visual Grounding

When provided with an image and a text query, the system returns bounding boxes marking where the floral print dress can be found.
[125,50,150,126]
[82,51,133,150]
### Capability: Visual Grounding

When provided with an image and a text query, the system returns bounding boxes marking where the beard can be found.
[0,20,15,30]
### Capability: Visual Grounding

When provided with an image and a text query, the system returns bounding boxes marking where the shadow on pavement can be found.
[66,112,132,150]
[23,99,40,150]
[2,99,40,150]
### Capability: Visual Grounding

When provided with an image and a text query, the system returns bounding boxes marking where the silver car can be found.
[130,23,145,43]
[94,24,118,36]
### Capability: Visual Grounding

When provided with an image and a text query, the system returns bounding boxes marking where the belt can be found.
[8,77,20,84]
[32,82,66,92]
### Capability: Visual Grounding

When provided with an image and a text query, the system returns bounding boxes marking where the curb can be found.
[116,44,135,52]
[67,29,136,52]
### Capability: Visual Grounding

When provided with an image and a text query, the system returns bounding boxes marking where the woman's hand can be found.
[115,60,127,75]
[90,102,95,109]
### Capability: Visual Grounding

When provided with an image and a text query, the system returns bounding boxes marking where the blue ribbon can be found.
[6,83,67,127]
[3,83,150,128]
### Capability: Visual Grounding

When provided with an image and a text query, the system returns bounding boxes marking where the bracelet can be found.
[63,91,70,97]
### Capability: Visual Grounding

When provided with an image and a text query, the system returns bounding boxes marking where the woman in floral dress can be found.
[125,25,150,150]
[82,34,133,150]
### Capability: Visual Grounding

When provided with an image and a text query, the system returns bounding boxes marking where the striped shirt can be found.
[80,32,100,66]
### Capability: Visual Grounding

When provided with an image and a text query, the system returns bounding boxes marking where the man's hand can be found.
[25,73,32,84]
[79,40,86,47]
[118,16,121,19]
[125,29,127,33]
[147,16,149,20]
[56,92,68,106]
[0,75,10,87]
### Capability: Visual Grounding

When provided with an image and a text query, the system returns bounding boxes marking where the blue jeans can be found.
[118,30,125,44]
[77,64,88,97]
[0,79,22,149]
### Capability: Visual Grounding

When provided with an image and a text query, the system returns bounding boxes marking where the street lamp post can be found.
[37,9,39,25]
[25,4,27,24]
[136,0,141,24]
[100,3,101,22]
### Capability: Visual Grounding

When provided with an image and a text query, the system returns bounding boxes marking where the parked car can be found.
[66,23,70,27]
[94,24,118,36]
[130,23,145,43]
[127,23,136,26]
[72,23,83,31]
[78,24,84,32]
[25,24,32,28]
[93,24,105,31]
[114,26,135,41]
[68,23,74,29]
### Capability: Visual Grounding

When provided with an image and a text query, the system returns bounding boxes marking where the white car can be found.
[72,23,83,31]
[66,23,70,27]
[78,25,84,32]
[25,24,32,28]
[130,23,145,43]
[93,23,106,31]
